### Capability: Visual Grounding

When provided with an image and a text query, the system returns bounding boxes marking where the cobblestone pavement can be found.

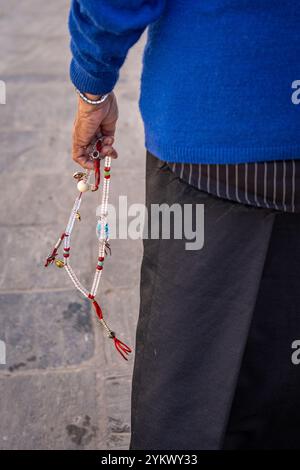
[0,1,145,450]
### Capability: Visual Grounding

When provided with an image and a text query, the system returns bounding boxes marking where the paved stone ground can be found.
[0,1,145,450]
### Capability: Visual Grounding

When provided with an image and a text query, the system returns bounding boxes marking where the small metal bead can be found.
[73,171,85,180]
[92,150,100,159]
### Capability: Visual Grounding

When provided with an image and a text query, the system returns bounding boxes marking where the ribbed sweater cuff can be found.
[70,59,118,95]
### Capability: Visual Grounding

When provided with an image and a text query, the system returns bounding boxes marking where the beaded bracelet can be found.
[45,137,131,361]
[75,88,109,106]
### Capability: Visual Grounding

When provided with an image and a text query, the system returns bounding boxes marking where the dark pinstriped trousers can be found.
[130,152,300,450]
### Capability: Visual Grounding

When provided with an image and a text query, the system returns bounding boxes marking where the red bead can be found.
[104,167,110,171]
[96,266,103,271]
[98,256,104,261]
[92,300,103,320]
[96,140,102,151]
[104,175,110,179]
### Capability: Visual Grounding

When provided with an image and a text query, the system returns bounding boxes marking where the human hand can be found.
[72,92,118,170]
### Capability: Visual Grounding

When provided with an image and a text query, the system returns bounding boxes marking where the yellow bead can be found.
[55,259,65,268]
[76,211,81,221]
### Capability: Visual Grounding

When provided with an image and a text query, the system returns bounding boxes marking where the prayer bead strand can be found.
[45,145,131,360]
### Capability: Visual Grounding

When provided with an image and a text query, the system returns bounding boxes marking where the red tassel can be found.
[92,300,132,360]
[44,248,57,267]
[45,233,67,267]
[113,337,132,361]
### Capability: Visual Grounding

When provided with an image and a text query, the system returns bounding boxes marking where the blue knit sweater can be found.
[69,0,300,164]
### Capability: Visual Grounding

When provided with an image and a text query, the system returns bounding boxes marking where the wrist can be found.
[85,93,102,101]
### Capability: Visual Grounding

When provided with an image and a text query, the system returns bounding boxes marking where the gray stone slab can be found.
[0,223,95,291]
[0,197,143,294]
[105,375,132,450]
[0,172,144,292]
[0,34,70,78]
[0,172,97,226]
[99,169,144,290]
[0,129,72,175]
[0,0,147,449]
[100,239,143,290]
[0,81,76,132]
[22,169,143,226]
[114,118,146,170]
[0,369,106,450]
[0,290,96,372]
[108,433,131,451]
[0,2,69,40]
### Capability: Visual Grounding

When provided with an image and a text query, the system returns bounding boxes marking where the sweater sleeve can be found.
[69,0,166,94]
